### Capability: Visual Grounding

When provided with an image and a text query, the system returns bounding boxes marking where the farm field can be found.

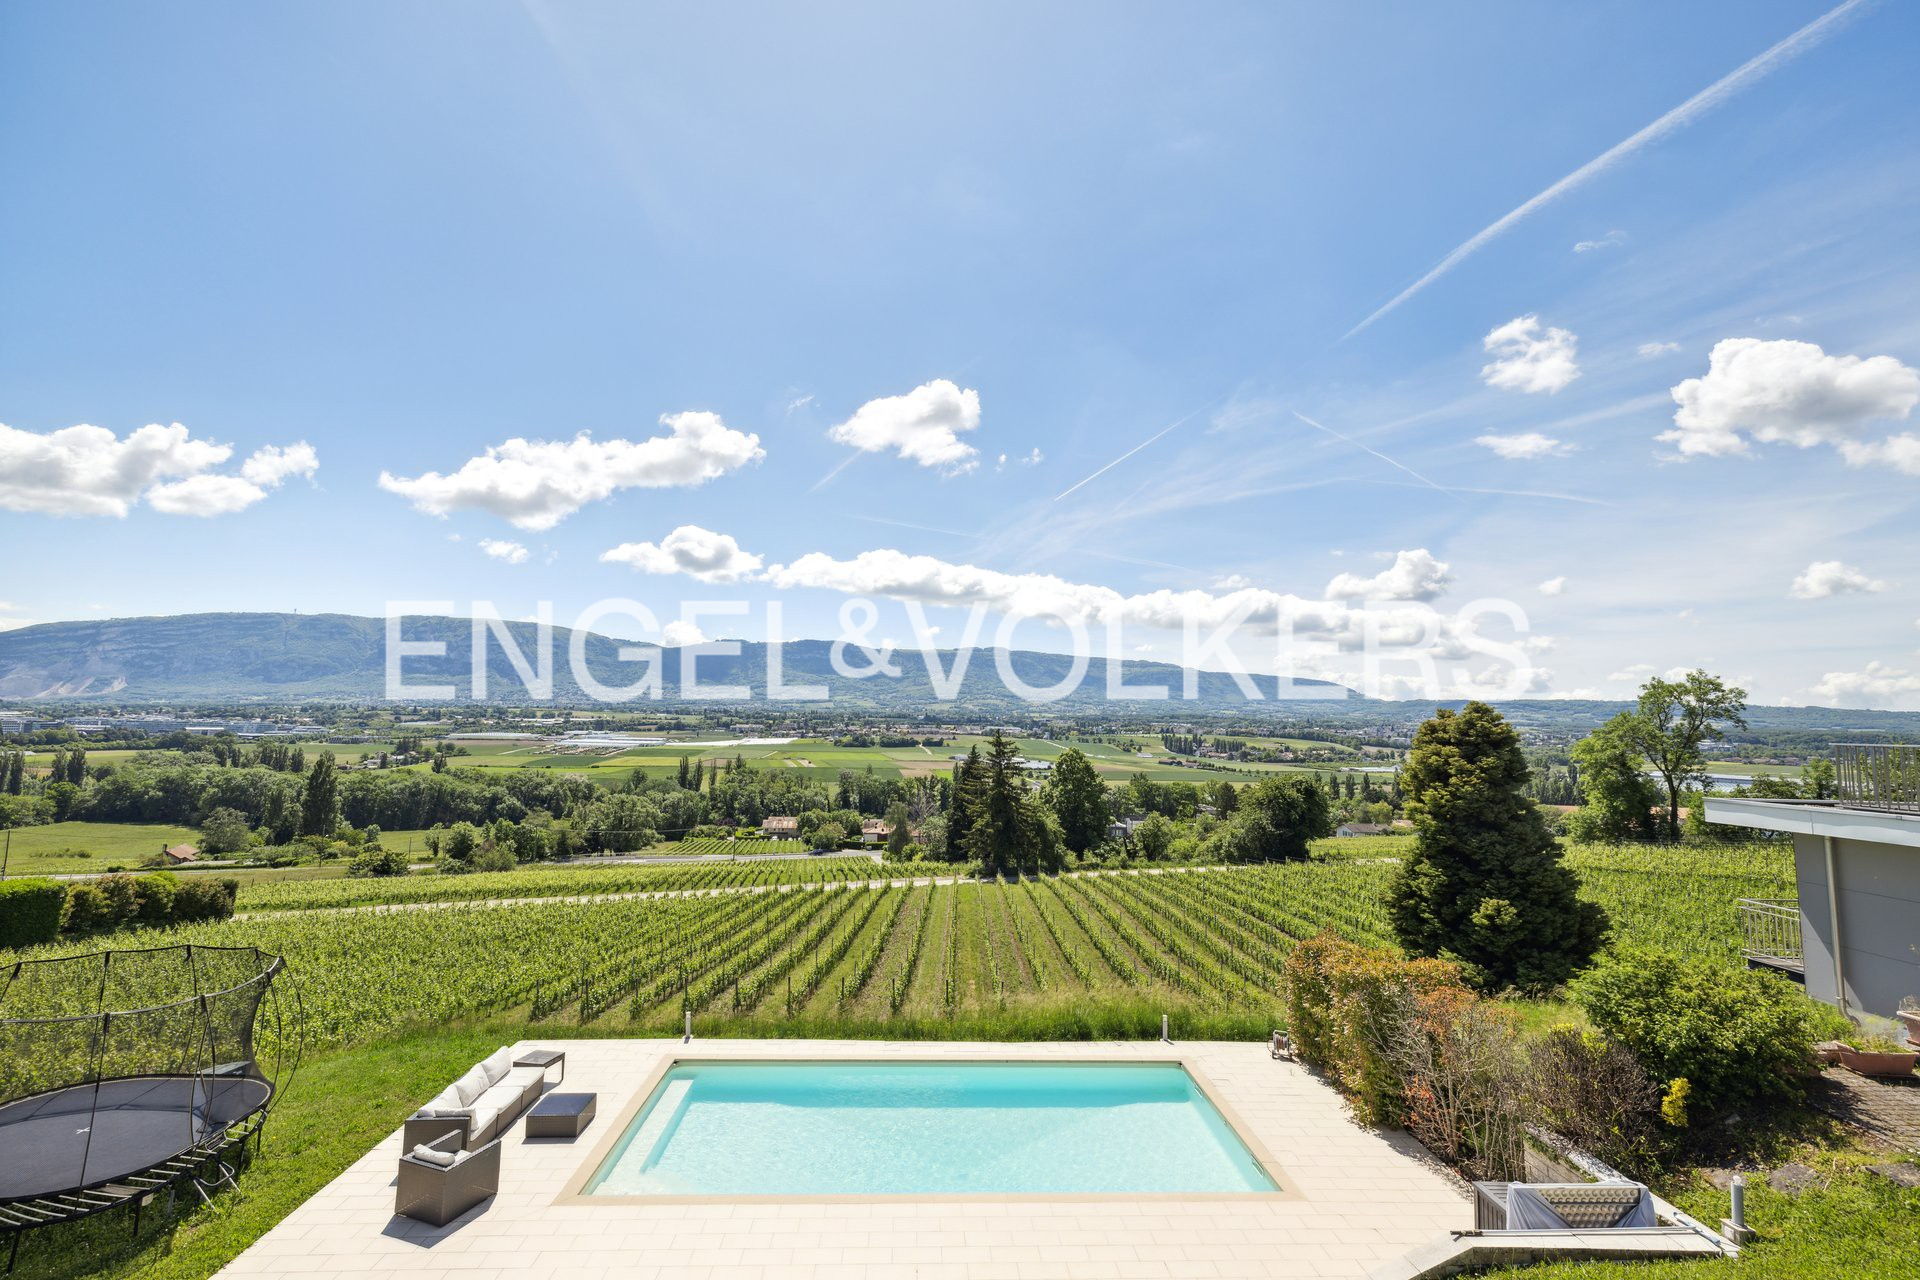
[0,821,202,875]
[5,842,1795,1053]
[417,732,1354,784]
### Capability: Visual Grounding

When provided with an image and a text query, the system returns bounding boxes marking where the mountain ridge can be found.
[4,613,1919,735]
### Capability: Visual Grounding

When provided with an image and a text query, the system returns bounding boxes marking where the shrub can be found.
[94,874,142,927]
[1282,933,1468,1126]
[1524,1026,1664,1177]
[471,844,516,873]
[171,879,236,923]
[347,847,409,878]
[134,872,179,922]
[1570,947,1850,1117]
[61,884,112,933]
[1284,933,1522,1177]
[0,879,66,948]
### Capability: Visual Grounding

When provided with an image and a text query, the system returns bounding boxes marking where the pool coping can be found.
[555,1051,1302,1206]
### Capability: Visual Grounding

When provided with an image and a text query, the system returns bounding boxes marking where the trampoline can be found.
[0,944,299,1271]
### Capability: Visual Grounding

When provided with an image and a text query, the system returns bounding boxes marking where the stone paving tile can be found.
[1810,1066,1920,1153]
[216,1038,1470,1280]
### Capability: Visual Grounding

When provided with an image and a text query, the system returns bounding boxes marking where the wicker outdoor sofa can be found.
[403,1048,546,1150]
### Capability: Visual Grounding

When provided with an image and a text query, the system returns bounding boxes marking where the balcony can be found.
[1835,743,1920,815]
[1735,898,1803,979]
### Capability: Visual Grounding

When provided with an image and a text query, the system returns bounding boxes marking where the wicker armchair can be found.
[395,1132,501,1227]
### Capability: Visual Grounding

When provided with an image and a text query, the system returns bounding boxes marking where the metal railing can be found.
[1835,743,1920,814]
[1735,898,1802,972]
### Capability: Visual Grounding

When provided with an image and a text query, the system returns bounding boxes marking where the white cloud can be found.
[1659,338,1920,466]
[996,447,1044,471]
[826,379,980,473]
[1810,661,1920,708]
[1608,662,1695,684]
[0,421,314,517]
[1324,549,1452,602]
[1214,574,1254,590]
[1481,316,1581,394]
[479,538,530,565]
[661,619,709,647]
[1474,431,1575,459]
[1637,341,1682,357]
[145,474,272,516]
[1789,559,1885,599]
[239,441,319,487]
[599,524,765,583]
[379,412,765,531]
[1538,576,1567,596]
[1573,230,1626,253]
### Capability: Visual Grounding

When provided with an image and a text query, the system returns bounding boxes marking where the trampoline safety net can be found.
[0,944,287,1204]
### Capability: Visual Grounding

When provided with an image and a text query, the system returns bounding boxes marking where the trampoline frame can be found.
[0,944,302,1273]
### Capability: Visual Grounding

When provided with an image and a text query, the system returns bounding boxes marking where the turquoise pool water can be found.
[584,1059,1279,1196]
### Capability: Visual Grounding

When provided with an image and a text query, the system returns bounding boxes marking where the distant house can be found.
[760,816,800,836]
[1106,816,1146,841]
[860,819,891,845]
[1334,823,1392,838]
[162,843,199,864]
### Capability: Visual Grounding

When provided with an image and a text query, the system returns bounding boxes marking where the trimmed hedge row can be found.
[0,873,238,950]
[0,879,68,949]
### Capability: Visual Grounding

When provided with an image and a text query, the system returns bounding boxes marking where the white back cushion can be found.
[480,1047,515,1084]
[450,1064,492,1107]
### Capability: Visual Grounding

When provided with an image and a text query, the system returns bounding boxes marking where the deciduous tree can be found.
[1626,670,1747,844]
[1043,748,1108,853]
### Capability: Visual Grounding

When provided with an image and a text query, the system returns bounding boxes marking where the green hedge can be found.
[0,878,67,949]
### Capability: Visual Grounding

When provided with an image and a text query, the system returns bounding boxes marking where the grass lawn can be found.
[0,821,202,875]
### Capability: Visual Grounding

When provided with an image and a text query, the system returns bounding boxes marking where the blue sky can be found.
[4,1,1919,707]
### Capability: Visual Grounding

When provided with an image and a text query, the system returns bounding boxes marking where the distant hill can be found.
[5,613,1918,736]
[0,612,1353,712]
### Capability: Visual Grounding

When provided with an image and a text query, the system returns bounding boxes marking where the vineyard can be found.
[666,837,811,855]
[3,844,1795,1053]
[235,855,925,913]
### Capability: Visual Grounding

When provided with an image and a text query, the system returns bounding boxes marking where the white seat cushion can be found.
[500,1066,544,1091]
[468,1102,504,1139]
[479,1046,515,1085]
[474,1081,524,1114]
[450,1064,492,1107]
[424,1086,463,1112]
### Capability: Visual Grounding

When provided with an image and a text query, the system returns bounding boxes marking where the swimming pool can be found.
[579,1059,1282,1198]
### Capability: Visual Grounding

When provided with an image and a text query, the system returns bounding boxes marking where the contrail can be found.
[1291,410,1455,496]
[1052,404,1211,501]
[1342,0,1873,339]
[807,452,860,493]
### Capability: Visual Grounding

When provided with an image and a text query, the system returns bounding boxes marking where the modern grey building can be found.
[1706,744,1920,1022]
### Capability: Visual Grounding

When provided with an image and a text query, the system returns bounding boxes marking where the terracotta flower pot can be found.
[1837,1046,1920,1079]
[1897,1010,1920,1050]
[1815,1040,1849,1065]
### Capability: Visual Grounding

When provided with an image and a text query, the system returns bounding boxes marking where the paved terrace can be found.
[217,1038,1469,1280]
